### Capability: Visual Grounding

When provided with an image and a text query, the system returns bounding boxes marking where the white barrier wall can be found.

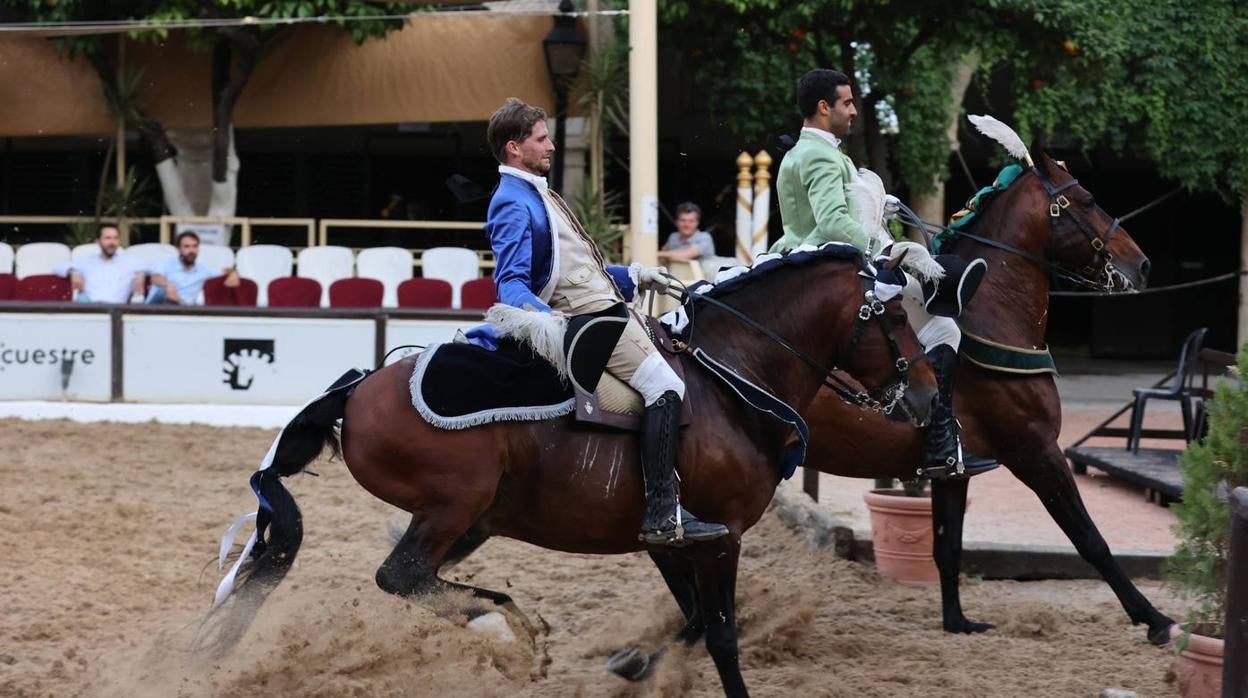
[0,313,112,400]
[383,318,478,365]
[123,315,375,404]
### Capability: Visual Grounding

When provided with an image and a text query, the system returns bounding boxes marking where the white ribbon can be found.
[213,529,258,609]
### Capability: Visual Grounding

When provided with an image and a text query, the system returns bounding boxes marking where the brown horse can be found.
[206,249,937,698]
[801,153,1174,645]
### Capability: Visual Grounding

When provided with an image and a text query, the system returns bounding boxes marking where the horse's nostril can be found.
[1139,259,1151,282]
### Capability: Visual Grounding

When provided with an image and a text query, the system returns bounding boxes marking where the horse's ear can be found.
[883,248,909,271]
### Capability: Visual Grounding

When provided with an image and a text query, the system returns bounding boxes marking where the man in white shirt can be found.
[53,225,145,304]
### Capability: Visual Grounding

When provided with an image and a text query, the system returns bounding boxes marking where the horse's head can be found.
[832,255,937,426]
[1032,154,1150,291]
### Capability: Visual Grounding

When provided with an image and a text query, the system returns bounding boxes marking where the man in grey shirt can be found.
[658,202,715,262]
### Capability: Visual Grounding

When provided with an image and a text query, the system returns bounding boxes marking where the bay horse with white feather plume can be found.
[803,153,1174,645]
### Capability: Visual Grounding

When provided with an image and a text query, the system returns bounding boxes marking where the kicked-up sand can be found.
[0,419,1183,697]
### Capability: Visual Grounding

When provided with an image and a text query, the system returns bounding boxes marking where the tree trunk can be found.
[908,51,980,236]
[206,32,260,218]
[1239,192,1248,348]
[862,95,893,191]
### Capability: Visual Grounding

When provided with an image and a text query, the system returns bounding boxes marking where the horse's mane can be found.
[690,242,864,302]
[933,163,1028,251]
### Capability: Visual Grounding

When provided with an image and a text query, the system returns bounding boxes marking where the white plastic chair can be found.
[297,246,355,307]
[15,242,71,278]
[421,247,481,309]
[195,244,236,274]
[71,242,101,261]
[125,243,178,274]
[235,245,294,307]
[0,242,13,274]
[356,247,414,308]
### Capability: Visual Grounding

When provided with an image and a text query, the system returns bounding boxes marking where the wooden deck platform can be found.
[1065,446,1183,506]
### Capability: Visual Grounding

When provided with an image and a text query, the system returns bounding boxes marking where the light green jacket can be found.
[768,130,870,255]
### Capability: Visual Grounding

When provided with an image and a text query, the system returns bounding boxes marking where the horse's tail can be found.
[196,368,368,653]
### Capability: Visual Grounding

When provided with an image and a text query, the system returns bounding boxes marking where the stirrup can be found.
[918,440,999,480]
[638,507,729,546]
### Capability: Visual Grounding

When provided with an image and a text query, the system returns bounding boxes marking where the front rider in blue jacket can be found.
[483,98,727,547]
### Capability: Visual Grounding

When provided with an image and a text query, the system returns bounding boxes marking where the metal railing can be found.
[0,215,163,241]
[158,216,317,247]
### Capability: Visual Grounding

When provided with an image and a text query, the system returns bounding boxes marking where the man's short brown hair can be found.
[487,98,547,163]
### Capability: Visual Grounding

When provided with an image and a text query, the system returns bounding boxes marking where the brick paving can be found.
[793,368,1203,555]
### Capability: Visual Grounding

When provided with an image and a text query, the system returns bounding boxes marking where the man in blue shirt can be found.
[147,231,239,305]
[657,202,716,263]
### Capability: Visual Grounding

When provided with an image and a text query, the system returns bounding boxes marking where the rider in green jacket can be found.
[771,69,995,480]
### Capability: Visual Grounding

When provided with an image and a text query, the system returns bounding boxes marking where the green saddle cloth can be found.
[933,164,1026,252]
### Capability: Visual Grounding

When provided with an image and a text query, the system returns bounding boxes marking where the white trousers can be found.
[900,273,961,352]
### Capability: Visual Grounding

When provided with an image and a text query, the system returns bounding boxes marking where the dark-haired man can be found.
[770,69,994,480]
[147,231,239,305]
[481,97,728,546]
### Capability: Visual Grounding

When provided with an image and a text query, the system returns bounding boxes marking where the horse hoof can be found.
[606,647,652,682]
[944,618,994,634]
[1148,622,1176,646]
[466,611,516,643]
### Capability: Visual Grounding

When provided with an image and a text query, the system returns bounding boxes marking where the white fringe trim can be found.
[409,343,575,430]
[483,303,569,380]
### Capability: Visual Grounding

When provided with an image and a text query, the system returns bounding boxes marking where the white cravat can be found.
[498,165,548,193]
[801,126,842,149]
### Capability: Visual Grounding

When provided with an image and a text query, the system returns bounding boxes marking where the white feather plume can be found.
[968,114,1034,167]
[846,168,895,254]
[483,304,569,379]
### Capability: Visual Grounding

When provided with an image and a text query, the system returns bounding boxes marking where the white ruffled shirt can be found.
[801,126,842,149]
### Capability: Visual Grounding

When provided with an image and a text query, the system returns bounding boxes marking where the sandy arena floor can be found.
[0,419,1185,697]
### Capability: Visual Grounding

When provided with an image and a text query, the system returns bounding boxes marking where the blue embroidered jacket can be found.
[485,173,635,312]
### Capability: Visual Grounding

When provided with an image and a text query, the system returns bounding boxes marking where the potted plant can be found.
[1167,344,1248,697]
[862,476,944,585]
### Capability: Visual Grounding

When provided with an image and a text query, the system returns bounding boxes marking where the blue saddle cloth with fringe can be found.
[410,338,574,429]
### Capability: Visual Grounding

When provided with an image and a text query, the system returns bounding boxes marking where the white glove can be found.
[634,264,671,292]
[882,194,902,221]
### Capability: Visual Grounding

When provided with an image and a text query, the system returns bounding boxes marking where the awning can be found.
[0,12,557,137]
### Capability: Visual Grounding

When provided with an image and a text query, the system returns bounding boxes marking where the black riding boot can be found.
[920,345,998,479]
[638,390,730,546]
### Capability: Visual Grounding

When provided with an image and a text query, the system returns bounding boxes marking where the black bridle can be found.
[902,168,1128,292]
[671,264,925,417]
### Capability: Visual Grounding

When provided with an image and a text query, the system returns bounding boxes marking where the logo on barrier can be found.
[222,339,275,391]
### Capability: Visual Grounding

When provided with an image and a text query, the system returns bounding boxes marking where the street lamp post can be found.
[543,0,587,193]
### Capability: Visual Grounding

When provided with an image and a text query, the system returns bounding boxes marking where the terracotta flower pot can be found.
[1171,625,1224,698]
[862,489,951,586]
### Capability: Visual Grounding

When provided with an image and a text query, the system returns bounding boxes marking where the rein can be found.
[671,265,923,416]
[896,168,1126,292]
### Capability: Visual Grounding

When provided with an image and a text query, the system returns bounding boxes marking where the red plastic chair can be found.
[16,274,71,301]
[460,277,497,309]
[267,277,322,308]
[0,273,16,301]
[329,278,384,308]
[397,278,453,308]
[203,276,258,307]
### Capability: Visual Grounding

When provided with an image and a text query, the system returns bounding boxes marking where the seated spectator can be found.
[657,202,715,263]
[53,224,145,303]
[147,231,239,305]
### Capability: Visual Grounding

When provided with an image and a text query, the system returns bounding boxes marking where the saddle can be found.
[409,311,689,432]
[568,312,692,431]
